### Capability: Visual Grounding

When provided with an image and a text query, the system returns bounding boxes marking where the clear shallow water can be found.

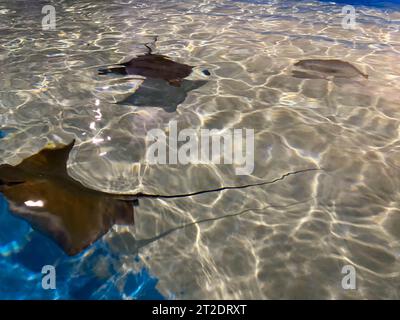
[0,0,400,299]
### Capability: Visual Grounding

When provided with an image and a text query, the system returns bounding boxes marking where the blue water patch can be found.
[233,0,400,8]
[0,130,5,139]
[0,194,164,300]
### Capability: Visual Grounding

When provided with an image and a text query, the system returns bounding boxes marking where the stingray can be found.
[117,78,208,112]
[0,141,134,256]
[98,38,195,87]
[292,59,368,80]
[0,136,320,256]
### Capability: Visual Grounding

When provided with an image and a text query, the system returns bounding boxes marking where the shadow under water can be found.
[117,79,208,112]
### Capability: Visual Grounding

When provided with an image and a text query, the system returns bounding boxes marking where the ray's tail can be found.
[144,35,158,55]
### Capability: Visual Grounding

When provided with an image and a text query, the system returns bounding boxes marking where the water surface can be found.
[1,0,400,299]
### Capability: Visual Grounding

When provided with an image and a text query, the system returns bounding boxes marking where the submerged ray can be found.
[0,141,134,256]
[292,59,368,79]
[117,78,208,112]
[0,137,319,257]
[98,40,194,87]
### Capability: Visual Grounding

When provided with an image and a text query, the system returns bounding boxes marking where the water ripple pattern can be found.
[0,0,400,299]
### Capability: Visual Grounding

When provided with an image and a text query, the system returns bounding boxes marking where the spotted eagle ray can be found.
[0,140,320,256]
[292,59,368,80]
[98,37,197,87]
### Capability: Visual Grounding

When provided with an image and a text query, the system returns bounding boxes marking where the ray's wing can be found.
[125,54,193,83]
[0,140,74,182]
[2,179,134,256]
[0,141,134,256]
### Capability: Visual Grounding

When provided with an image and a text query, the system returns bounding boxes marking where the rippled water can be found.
[1,0,400,299]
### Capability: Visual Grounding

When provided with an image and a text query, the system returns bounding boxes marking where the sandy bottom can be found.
[1,0,400,298]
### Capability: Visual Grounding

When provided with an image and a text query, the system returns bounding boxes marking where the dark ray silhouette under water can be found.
[0,141,134,256]
[98,39,195,87]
